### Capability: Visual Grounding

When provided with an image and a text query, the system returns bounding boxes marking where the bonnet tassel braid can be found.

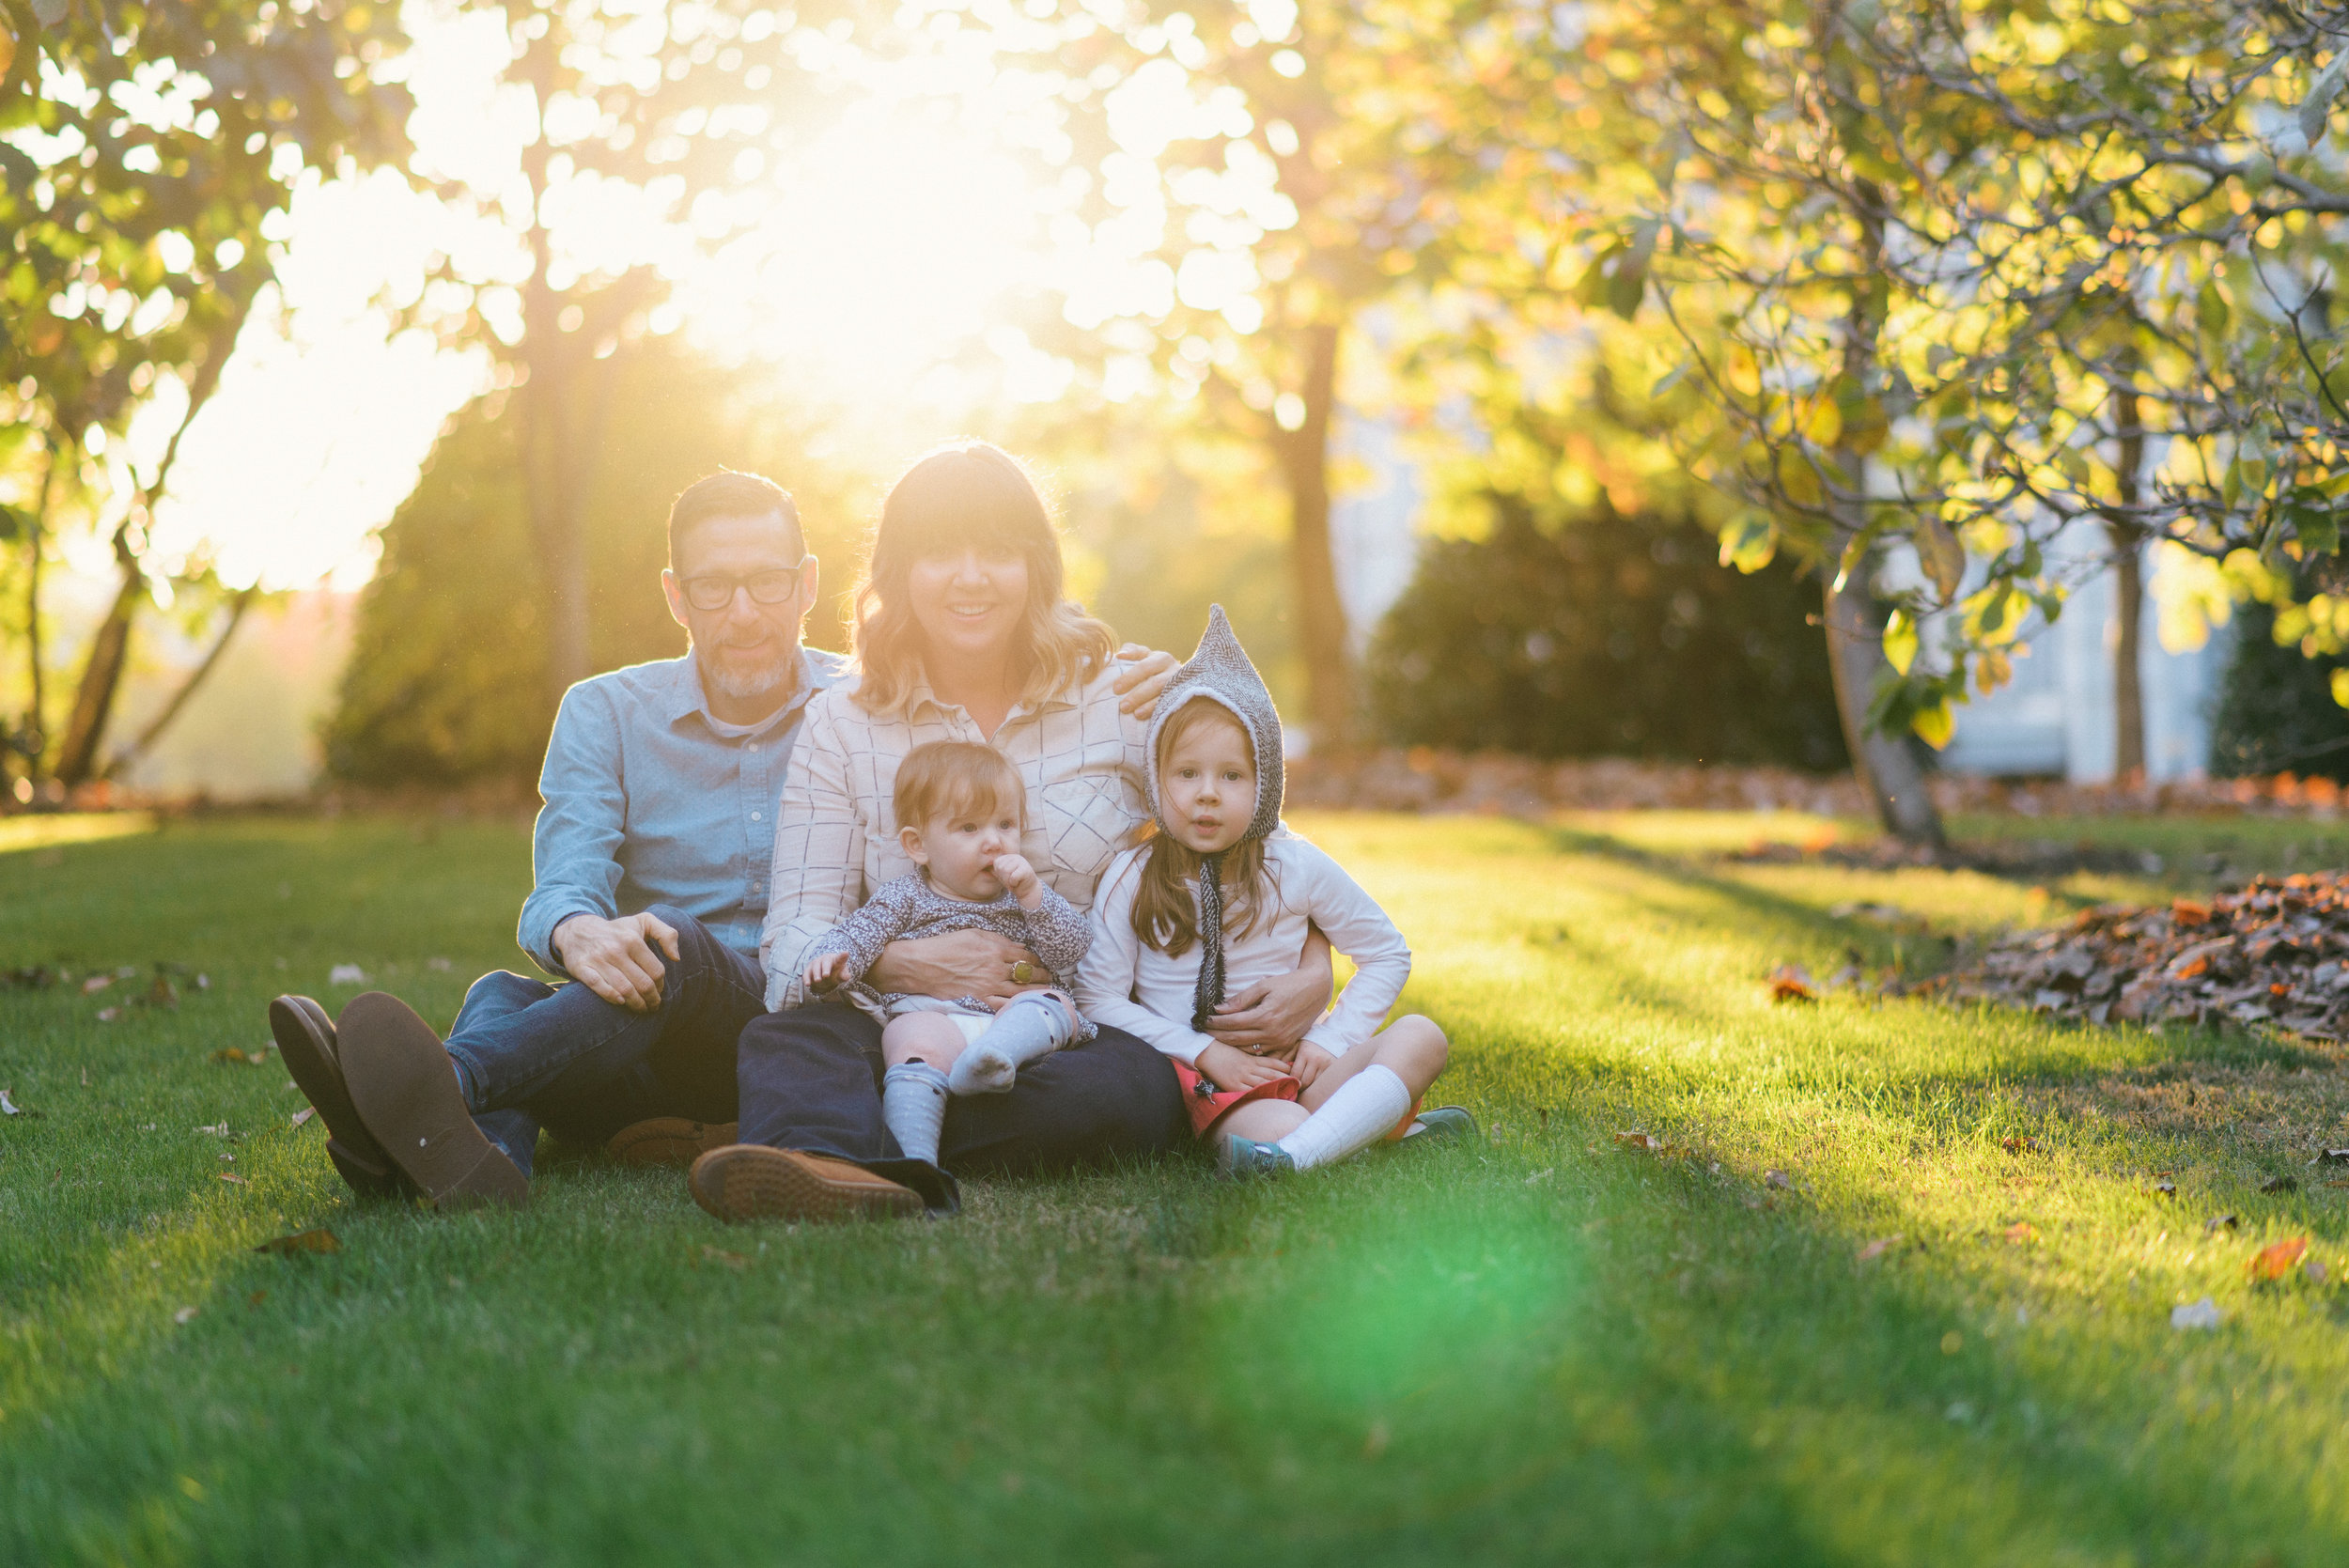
[1190,851,1227,1032]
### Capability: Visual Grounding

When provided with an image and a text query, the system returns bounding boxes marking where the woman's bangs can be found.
[885,452,1049,567]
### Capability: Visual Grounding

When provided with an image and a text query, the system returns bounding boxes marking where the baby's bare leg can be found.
[880,1013,968,1165]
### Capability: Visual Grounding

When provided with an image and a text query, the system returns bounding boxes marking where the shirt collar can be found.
[669,646,834,735]
[903,669,1081,726]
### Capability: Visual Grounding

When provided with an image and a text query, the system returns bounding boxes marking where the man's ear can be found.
[794,553,820,635]
[898,823,928,867]
[661,567,691,631]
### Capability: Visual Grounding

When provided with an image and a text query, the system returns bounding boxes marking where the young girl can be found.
[1076,607,1472,1177]
[801,740,1093,1169]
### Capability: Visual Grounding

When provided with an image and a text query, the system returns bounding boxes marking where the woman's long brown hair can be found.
[1132,700,1272,956]
[850,442,1115,718]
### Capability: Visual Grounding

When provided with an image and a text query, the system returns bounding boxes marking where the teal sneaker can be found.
[1220,1136,1297,1180]
[1407,1105,1479,1142]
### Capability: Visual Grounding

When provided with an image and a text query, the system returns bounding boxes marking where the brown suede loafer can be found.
[607,1117,740,1170]
[269,995,409,1199]
[688,1145,923,1224]
[334,991,528,1211]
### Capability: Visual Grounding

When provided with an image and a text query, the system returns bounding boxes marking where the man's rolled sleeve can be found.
[518,685,630,976]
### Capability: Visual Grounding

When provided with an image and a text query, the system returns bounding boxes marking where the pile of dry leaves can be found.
[1925,872,2349,1038]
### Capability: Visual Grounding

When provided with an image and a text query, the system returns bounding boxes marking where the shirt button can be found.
[750,811,762,822]
[747,743,759,753]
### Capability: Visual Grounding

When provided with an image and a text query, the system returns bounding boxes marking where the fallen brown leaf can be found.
[218,1172,248,1187]
[1764,1169,1792,1189]
[173,1306,197,1325]
[1767,965,1819,1002]
[209,1048,271,1066]
[255,1228,341,1256]
[290,1107,317,1129]
[2207,1214,2239,1234]
[2000,1136,2041,1155]
[2262,1175,2300,1194]
[699,1246,749,1271]
[1858,1235,1903,1262]
[2310,1259,2332,1285]
[96,1006,119,1022]
[1613,1131,1664,1154]
[2004,1221,2039,1243]
[2251,1236,2310,1281]
[81,973,112,995]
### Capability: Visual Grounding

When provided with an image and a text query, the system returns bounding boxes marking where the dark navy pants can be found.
[444,906,762,1176]
[736,1000,1190,1213]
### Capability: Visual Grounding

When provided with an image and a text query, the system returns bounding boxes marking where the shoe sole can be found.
[688,1145,923,1224]
[271,995,406,1197]
[335,992,528,1211]
[608,1117,739,1169]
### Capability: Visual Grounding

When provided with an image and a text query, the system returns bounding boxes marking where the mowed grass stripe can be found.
[3,810,2347,1564]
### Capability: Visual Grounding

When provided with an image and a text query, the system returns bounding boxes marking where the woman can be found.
[692,442,1334,1222]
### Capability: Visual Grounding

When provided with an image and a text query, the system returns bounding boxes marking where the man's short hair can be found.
[893,741,1026,831]
[667,470,804,569]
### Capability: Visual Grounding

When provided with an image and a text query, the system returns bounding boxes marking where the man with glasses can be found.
[269,473,851,1205]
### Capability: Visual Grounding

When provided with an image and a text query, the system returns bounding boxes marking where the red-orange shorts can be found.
[1171,1058,1426,1142]
[1172,1057,1299,1138]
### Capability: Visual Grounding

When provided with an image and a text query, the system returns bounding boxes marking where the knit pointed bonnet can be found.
[1143,604,1284,1030]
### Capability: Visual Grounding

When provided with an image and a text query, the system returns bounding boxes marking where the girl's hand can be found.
[989,851,1042,908]
[1197,1042,1295,1094]
[1291,1041,1338,1092]
[803,952,852,993]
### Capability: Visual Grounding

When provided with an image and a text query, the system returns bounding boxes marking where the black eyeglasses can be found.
[678,556,812,613]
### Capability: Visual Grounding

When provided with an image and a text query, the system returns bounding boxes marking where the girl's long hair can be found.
[850,442,1115,719]
[1131,699,1272,956]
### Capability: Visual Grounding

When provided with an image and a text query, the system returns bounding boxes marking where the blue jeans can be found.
[736,1000,1189,1214]
[445,905,764,1176]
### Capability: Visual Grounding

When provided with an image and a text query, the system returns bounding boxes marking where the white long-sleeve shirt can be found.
[1076,833,1411,1065]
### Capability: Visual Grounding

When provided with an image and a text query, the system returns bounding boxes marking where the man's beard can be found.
[698,640,796,701]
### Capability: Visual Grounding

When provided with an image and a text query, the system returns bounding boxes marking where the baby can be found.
[800,739,1093,1169]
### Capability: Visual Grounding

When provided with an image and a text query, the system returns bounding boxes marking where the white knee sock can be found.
[948,993,1076,1095]
[881,1062,950,1166]
[1276,1064,1413,1172]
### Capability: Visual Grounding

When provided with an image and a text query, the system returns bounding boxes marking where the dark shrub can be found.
[2210,601,2349,780]
[1365,496,1848,769]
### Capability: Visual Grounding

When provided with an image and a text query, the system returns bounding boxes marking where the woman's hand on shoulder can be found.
[1111,644,1177,719]
[867,929,1044,1001]
[1196,1041,1295,1094]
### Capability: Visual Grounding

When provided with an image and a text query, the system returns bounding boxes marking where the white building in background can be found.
[1933,530,2229,783]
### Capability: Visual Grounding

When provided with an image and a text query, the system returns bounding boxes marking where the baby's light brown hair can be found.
[892,740,1027,832]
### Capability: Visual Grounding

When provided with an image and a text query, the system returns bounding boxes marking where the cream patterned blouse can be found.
[760,664,1149,1009]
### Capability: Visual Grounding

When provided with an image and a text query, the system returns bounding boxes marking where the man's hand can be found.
[1196,1041,1295,1094]
[866,928,1045,1003]
[552,911,680,1013]
[1201,933,1335,1053]
[1111,643,1177,720]
[1291,1040,1339,1092]
[989,851,1044,908]
[803,951,854,994]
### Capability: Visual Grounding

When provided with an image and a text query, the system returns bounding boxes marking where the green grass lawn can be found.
[8,807,2349,1565]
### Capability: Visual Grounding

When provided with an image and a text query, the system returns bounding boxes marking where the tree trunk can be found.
[517,32,592,707]
[2107,377,2147,780]
[21,440,56,778]
[102,585,259,779]
[1268,318,1354,748]
[54,558,144,786]
[1821,528,1946,847]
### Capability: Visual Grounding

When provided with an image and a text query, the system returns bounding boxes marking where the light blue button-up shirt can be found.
[517,646,848,974]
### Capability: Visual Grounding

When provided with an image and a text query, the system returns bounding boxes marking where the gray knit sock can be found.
[881,1062,950,1165]
[948,993,1077,1095]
